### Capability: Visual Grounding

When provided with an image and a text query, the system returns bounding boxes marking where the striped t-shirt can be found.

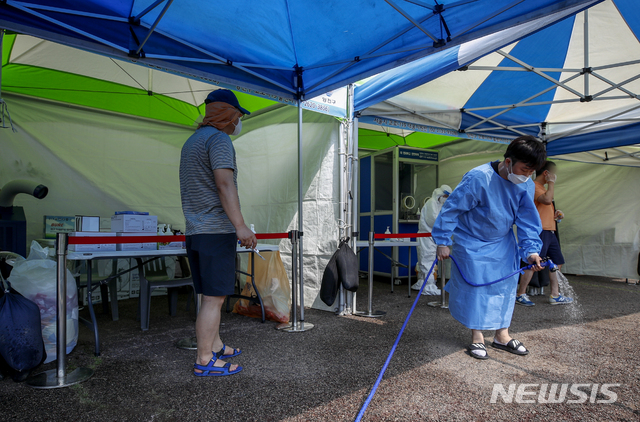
[179,126,238,235]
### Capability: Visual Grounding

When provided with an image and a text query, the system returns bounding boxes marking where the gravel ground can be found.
[0,274,638,421]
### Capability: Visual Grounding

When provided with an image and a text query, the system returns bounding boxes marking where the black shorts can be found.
[186,233,236,297]
[539,230,565,266]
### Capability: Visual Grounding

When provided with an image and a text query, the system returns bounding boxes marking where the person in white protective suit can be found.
[412,185,452,295]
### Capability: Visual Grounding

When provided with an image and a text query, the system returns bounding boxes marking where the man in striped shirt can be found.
[180,89,256,377]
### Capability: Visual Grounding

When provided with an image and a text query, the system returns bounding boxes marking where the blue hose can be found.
[450,255,557,287]
[354,256,556,421]
[354,258,438,422]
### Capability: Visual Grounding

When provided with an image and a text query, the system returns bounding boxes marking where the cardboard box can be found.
[69,232,117,252]
[116,232,157,251]
[157,239,185,250]
[76,215,100,232]
[111,214,158,233]
[44,215,75,239]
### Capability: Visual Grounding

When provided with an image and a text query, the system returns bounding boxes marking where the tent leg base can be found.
[353,310,386,318]
[175,336,198,350]
[276,321,314,332]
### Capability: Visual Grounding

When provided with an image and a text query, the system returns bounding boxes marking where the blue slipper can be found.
[214,344,242,359]
[193,358,242,377]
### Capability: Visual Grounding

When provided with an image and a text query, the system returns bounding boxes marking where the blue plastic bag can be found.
[0,280,45,372]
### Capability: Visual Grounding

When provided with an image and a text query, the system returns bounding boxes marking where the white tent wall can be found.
[233,107,341,312]
[1,94,342,311]
[1,93,189,233]
[378,138,640,280]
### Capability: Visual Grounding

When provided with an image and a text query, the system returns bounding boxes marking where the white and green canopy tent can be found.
[0,31,354,310]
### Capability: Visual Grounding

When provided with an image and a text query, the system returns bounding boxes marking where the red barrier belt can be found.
[255,233,289,240]
[68,233,290,245]
[373,233,432,240]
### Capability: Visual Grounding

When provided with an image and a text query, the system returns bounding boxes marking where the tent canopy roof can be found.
[0,0,599,103]
[353,0,640,159]
[1,31,280,126]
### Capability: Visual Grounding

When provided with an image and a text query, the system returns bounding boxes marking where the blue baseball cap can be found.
[204,89,251,115]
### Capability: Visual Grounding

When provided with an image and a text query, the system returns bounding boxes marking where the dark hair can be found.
[538,160,556,174]
[504,135,546,171]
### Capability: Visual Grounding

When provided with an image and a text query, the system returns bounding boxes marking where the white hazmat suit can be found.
[412,185,452,295]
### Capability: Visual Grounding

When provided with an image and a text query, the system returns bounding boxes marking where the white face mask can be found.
[231,118,242,136]
[507,161,530,185]
[438,196,448,204]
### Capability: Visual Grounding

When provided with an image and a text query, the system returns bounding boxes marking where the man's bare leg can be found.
[517,269,534,296]
[195,295,238,371]
[549,270,560,297]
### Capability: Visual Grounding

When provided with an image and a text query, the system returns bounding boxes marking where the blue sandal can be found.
[214,344,242,359]
[193,357,242,377]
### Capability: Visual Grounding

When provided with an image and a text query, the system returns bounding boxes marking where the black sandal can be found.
[491,339,529,355]
[467,343,489,360]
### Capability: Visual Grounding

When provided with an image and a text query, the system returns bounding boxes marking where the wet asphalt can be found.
[0,274,639,421]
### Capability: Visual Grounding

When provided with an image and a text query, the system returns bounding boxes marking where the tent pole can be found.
[350,114,360,313]
[338,85,354,315]
[583,9,589,97]
[278,100,313,332]
[0,28,3,97]
[338,118,347,314]
[297,99,305,322]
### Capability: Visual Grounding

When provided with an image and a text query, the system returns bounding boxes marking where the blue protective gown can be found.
[432,162,543,330]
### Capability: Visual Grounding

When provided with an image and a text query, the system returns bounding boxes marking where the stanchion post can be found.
[439,258,448,308]
[428,258,449,308]
[354,232,385,318]
[28,233,94,389]
[277,230,314,332]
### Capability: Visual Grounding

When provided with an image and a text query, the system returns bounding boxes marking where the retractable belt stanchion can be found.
[354,232,430,317]
[277,230,314,332]
[354,231,386,318]
[428,258,448,308]
[28,233,94,389]
[178,231,289,348]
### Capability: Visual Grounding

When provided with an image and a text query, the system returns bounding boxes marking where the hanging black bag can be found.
[336,241,359,292]
[320,239,360,306]
[320,247,340,306]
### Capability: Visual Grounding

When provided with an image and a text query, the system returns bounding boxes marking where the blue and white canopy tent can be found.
[0,0,599,102]
[355,0,640,164]
[352,0,640,279]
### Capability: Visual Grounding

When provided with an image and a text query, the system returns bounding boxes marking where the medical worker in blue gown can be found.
[432,136,545,360]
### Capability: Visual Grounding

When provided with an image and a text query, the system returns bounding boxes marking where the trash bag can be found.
[336,241,359,292]
[233,251,291,323]
[320,248,340,306]
[8,241,78,364]
[0,278,46,378]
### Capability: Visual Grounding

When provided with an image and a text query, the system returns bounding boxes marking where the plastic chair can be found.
[138,256,197,331]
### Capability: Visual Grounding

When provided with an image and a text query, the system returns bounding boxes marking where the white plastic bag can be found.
[8,241,78,363]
